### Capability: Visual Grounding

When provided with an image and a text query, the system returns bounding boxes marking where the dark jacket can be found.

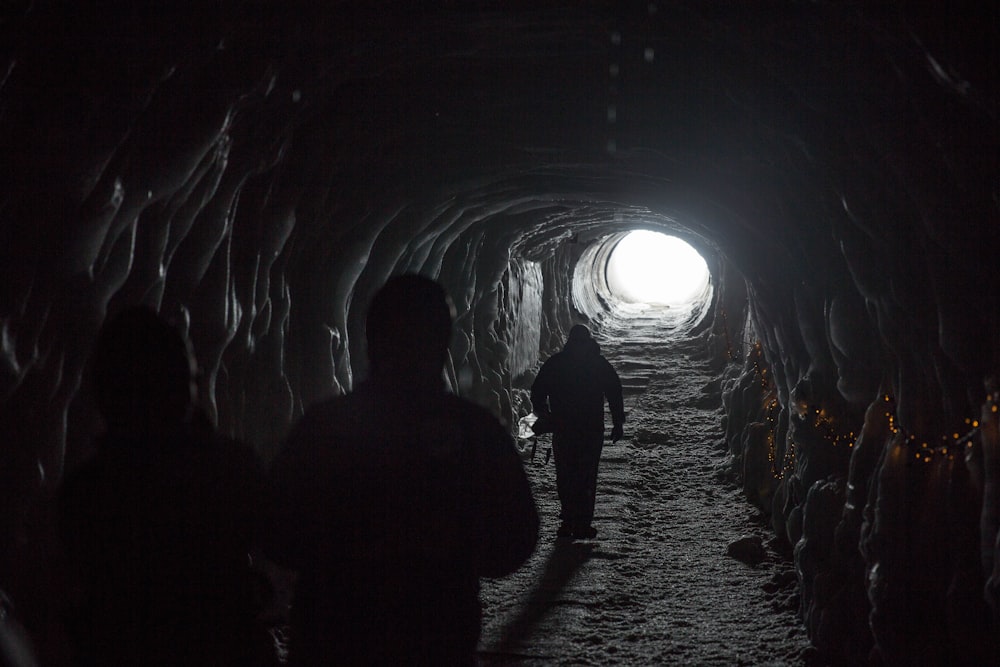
[59,425,264,667]
[260,380,538,666]
[530,337,625,433]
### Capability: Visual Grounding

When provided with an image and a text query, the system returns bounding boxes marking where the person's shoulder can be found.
[274,389,377,467]
[550,348,570,361]
[540,349,570,370]
[597,353,617,368]
[296,388,371,434]
[596,354,619,376]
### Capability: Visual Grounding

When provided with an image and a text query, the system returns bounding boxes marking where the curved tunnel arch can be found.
[0,3,998,665]
[331,172,743,424]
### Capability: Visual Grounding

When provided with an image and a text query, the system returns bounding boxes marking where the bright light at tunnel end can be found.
[606,230,710,306]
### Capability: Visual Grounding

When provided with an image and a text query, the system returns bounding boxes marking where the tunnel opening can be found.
[571,228,714,334]
[606,230,710,307]
[511,221,722,444]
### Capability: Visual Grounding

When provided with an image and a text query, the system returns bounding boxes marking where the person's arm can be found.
[603,359,626,441]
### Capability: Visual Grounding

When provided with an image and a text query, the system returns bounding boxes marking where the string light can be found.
[780,441,797,477]
[721,309,736,361]
[738,344,991,478]
[745,346,799,480]
[765,397,781,476]
[748,341,771,391]
[887,393,986,464]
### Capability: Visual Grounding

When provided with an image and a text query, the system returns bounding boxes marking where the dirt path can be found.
[478,309,812,665]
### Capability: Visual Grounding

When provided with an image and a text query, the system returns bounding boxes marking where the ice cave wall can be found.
[1,2,998,664]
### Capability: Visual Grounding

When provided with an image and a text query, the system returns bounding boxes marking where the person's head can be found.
[567,324,591,345]
[564,324,599,355]
[88,306,197,439]
[365,274,455,384]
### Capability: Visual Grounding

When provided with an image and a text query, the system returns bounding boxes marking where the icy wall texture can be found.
[1,2,998,664]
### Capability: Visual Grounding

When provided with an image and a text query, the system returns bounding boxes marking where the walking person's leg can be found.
[575,431,604,538]
[552,431,595,537]
[551,432,576,536]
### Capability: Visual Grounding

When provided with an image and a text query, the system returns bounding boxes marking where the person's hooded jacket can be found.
[530,327,625,434]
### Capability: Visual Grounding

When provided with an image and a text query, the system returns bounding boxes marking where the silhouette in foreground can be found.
[58,306,265,666]
[530,324,624,539]
[260,274,539,666]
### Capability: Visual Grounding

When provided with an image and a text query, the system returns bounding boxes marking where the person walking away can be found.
[259,274,539,666]
[530,324,624,539]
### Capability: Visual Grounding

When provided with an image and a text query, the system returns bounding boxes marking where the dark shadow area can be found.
[482,540,596,663]
[57,306,268,666]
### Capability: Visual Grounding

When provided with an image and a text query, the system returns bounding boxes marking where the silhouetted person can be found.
[58,306,265,667]
[260,274,539,666]
[530,324,624,539]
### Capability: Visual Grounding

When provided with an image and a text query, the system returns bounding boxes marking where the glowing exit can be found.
[605,230,710,305]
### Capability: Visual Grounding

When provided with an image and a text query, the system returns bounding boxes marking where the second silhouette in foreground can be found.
[531,324,625,540]
[261,274,539,666]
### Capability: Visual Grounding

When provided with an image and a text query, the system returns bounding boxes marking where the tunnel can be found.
[1,1,998,664]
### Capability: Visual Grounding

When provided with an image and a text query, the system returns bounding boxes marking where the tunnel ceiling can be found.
[5,2,994,266]
[1,2,998,463]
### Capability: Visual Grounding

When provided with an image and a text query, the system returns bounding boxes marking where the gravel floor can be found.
[477,307,814,665]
